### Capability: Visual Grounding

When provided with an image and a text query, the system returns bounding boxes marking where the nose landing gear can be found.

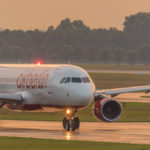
[63,108,80,131]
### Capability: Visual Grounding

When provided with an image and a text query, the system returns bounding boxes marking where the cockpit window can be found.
[60,77,66,83]
[60,77,70,84]
[64,77,70,83]
[60,77,90,84]
[82,77,90,83]
[71,77,82,83]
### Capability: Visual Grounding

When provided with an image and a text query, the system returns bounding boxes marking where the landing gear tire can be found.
[63,117,80,131]
[65,123,70,131]
[63,117,71,131]
[63,117,68,129]
[72,117,80,130]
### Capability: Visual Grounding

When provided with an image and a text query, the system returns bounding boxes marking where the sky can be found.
[0,0,150,30]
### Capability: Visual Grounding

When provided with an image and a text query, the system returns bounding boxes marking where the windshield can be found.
[60,77,90,84]
[71,77,82,83]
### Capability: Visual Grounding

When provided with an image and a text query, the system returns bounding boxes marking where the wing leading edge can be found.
[95,85,150,97]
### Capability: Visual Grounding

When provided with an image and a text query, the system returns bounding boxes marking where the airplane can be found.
[0,63,150,131]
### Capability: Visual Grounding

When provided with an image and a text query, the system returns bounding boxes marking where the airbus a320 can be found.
[0,64,149,131]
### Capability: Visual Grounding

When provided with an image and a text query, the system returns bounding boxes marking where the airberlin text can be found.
[16,70,49,89]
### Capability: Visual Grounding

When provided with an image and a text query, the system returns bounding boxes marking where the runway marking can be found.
[0,120,150,144]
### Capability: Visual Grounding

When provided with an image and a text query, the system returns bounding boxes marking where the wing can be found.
[0,93,22,104]
[95,85,150,97]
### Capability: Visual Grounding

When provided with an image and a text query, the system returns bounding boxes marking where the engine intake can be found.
[93,98,122,122]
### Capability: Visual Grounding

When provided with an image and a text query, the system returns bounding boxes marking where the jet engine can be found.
[93,98,122,122]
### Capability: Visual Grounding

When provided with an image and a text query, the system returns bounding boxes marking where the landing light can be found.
[65,108,71,115]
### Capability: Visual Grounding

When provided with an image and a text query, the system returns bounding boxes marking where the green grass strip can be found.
[0,136,150,150]
[141,96,150,98]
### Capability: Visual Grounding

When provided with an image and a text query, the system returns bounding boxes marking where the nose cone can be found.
[78,89,93,104]
[69,86,94,106]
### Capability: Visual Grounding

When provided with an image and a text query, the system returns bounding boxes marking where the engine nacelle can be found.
[93,98,122,122]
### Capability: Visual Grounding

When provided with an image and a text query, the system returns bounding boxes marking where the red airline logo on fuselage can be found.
[16,70,49,89]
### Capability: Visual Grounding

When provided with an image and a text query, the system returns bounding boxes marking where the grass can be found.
[89,72,150,89]
[0,109,64,121]
[1,102,150,122]
[141,96,150,98]
[118,102,150,122]
[76,63,150,71]
[0,136,150,150]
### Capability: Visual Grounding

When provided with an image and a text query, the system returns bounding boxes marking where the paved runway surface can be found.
[0,120,150,145]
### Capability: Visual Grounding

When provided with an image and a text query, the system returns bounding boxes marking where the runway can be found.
[0,120,150,145]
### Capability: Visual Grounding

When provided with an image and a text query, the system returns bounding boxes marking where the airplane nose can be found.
[70,86,94,106]
[79,90,93,101]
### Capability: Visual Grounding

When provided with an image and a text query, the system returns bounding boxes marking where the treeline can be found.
[1,12,150,64]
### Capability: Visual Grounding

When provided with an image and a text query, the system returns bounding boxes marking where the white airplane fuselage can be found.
[0,64,95,110]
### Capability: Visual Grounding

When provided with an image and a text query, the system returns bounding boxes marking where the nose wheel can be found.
[63,117,80,131]
[63,108,80,131]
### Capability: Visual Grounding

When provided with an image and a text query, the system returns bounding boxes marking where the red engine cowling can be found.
[93,98,122,122]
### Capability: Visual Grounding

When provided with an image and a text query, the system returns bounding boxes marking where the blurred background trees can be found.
[0,12,150,65]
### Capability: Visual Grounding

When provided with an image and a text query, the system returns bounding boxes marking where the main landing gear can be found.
[63,108,80,131]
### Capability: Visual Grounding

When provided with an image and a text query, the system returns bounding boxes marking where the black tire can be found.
[63,117,68,129]
[72,117,80,130]
[74,117,80,129]
[63,117,71,131]
[66,123,70,131]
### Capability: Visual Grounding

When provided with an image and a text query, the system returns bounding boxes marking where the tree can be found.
[56,18,73,31]
[127,50,137,65]
[47,26,54,33]
[123,12,150,49]
[99,47,111,64]
[34,45,48,61]
[12,46,24,61]
[114,48,124,65]
[138,44,150,65]
[86,48,97,61]
[72,47,84,60]
[123,12,150,32]
[60,45,73,61]
[72,20,90,31]
[0,38,7,48]
[1,16,150,63]
[0,45,12,62]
